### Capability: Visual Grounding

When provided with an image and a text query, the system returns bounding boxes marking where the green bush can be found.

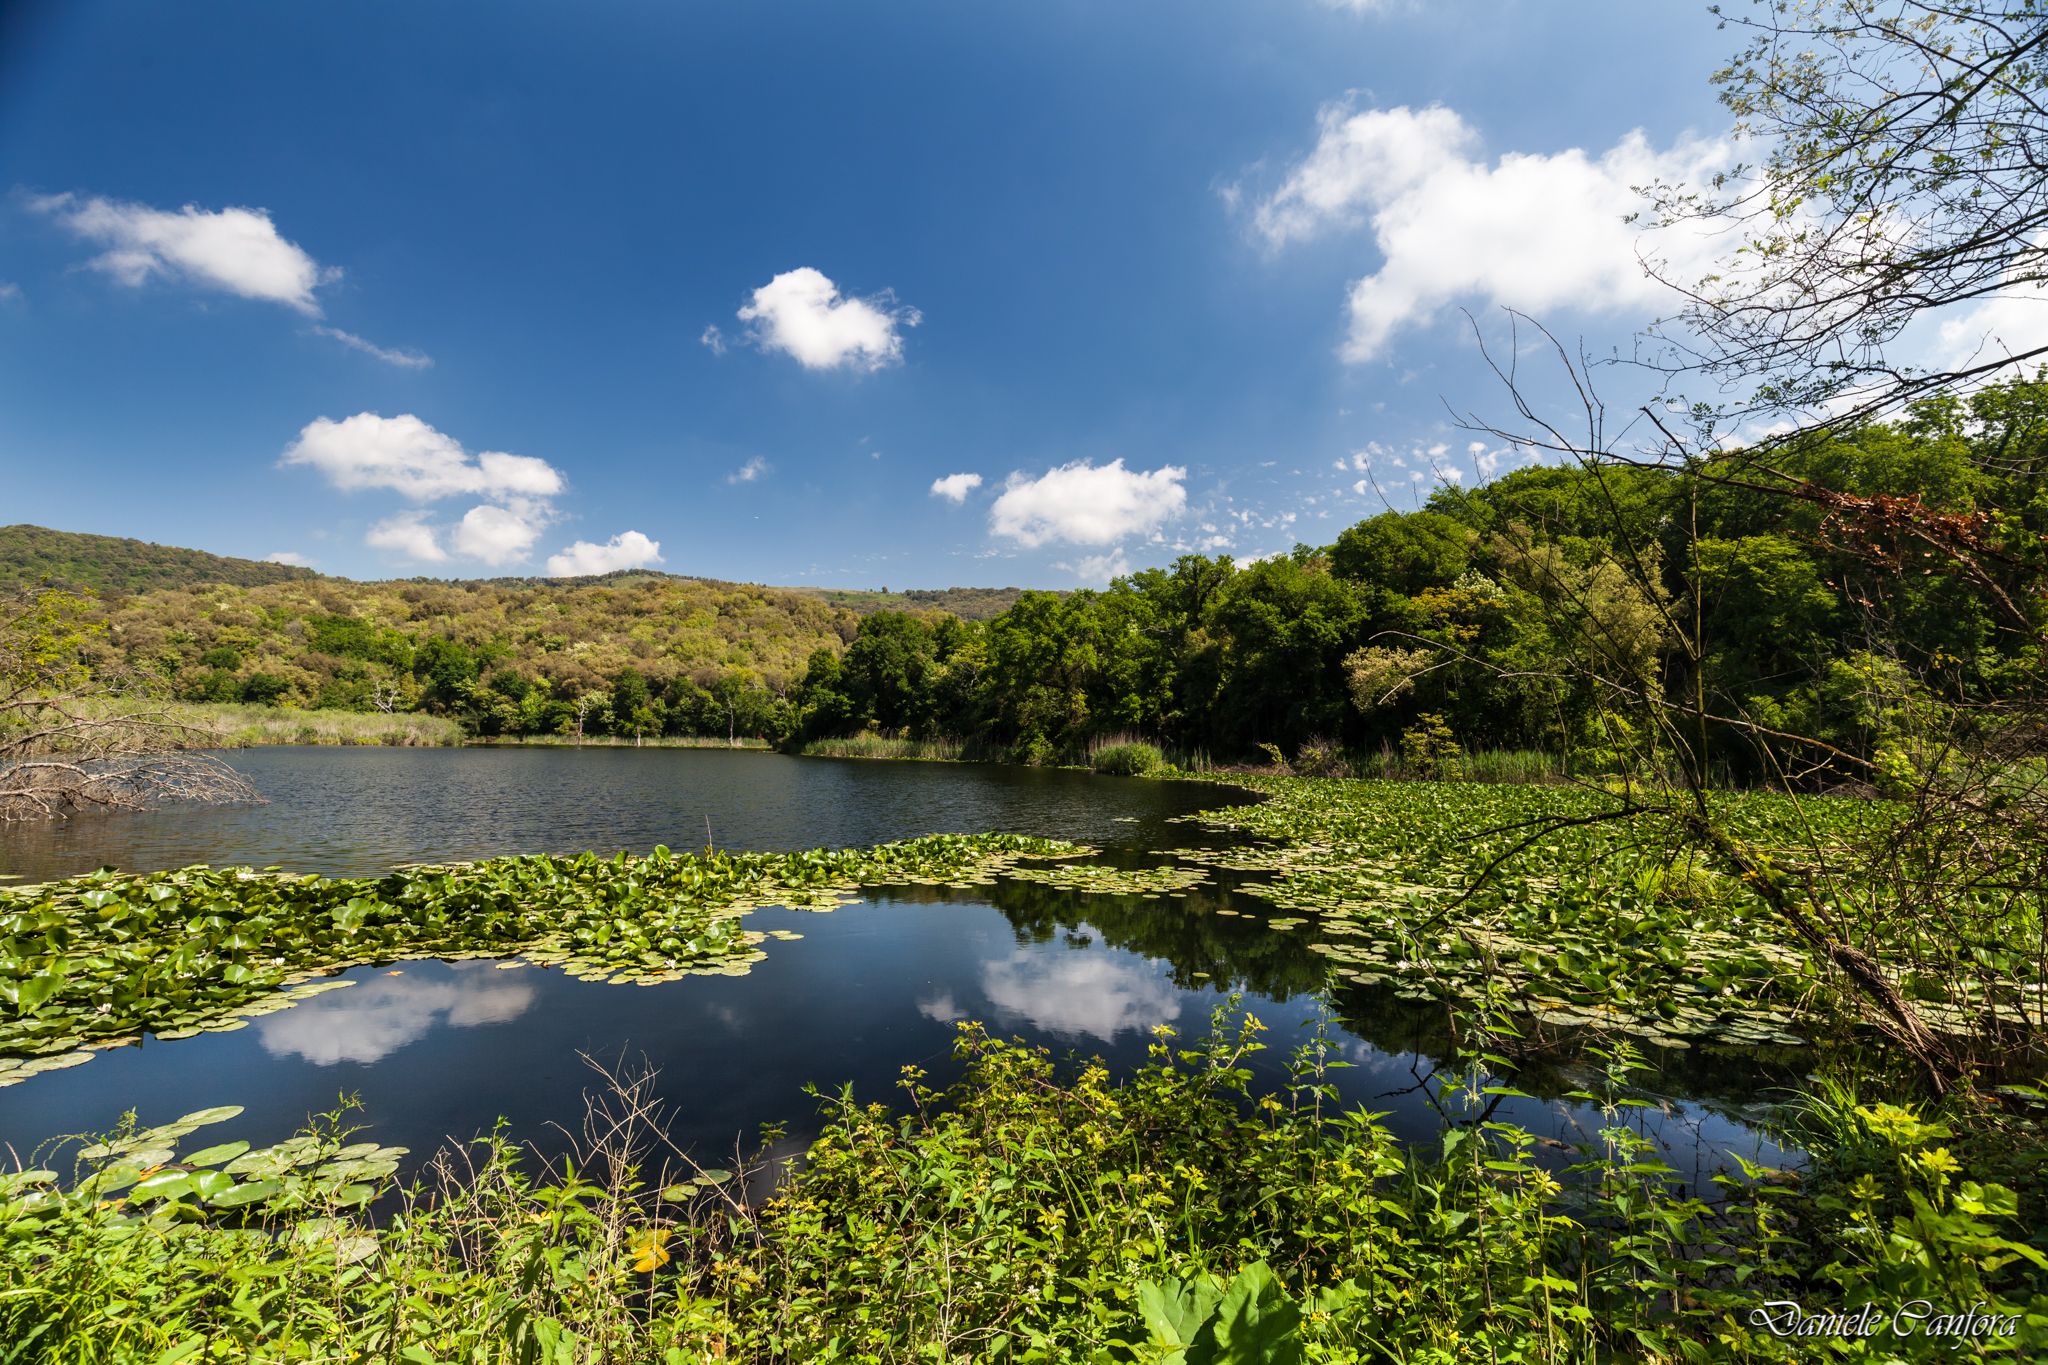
[1092,741,1165,776]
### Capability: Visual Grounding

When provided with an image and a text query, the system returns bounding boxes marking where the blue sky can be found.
[0,0,1740,587]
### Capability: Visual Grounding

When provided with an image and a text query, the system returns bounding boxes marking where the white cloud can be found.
[735,267,919,371]
[262,550,313,567]
[365,510,447,563]
[728,456,770,484]
[546,530,664,577]
[988,458,1188,548]
[929,471,983,503]
[1249,103,1728,360]
[1933,273,2048,375]
[0,282,20,304]
[1061,550,1131,583]
[281,413,565,502]
[451,502,548,567]
[283,414,594,572]
[312,325,432,369]
[30,191,336,314]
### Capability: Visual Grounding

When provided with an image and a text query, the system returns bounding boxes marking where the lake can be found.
[0,747,1793,1184]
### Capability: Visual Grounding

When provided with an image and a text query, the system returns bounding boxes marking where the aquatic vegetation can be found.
[0,833,1082,1082]
[5,1014,2043,1361]
[1003,859,1209,895]
[1176,775,1947,1049]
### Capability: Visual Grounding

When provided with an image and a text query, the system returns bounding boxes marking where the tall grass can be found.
[88,698,466,748]
[1349,745,1569,784]
[793,734,979,762]
[474,734,771,750]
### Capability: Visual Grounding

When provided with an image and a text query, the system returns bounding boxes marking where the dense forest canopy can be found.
[0,524,319,594]
[799,377,2048,779]
[23,376,2048,766]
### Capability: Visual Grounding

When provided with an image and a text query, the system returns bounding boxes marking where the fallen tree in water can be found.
[0,587,255,822]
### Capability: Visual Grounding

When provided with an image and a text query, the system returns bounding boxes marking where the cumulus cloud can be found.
[929,471,983,503]
[451,502,548,567]
[262,550,313,567]
[1933,271,2048,375]
[365,510,448,563]
[1061,550,1131,584]
[31,191,423,362]
[546,531,664,577]
[988,459,1187,548]
[311,325,432,369]
[734,267,919,371]
[281,413,564,501]
[283,413,569,569]
[1248,103,1728,360]
[727,456,771,485]
[30,191,336,314]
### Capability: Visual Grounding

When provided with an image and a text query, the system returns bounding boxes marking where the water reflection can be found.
[978,929,1185,1042]
[255,963,537,1065]
[0,750,1801,1192]
[0,747,1252,882]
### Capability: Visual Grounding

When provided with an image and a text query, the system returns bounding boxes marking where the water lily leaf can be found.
[130,1170,194,1203]
[208,1178,282,1208]
[176,1106,245,1128]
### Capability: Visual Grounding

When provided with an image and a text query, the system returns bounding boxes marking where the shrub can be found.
[1092,741,1165,776]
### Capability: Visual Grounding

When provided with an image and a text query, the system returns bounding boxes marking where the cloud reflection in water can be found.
[255,963,537,1065]
[973,930,1182,1043]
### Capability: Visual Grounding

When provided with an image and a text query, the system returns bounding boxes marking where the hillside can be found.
[3,524,1028,740]
[76,573,858,726]
[0,524,320,593]
[803,586,1027,621]
[0,525,1029,620]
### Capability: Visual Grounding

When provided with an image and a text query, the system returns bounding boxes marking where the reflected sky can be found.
[0,752,1798,1194]
[977,925,1185,1042]
[254,963,538,1066]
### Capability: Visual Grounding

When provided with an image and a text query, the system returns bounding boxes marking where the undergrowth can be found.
[6,1011,2045,1362]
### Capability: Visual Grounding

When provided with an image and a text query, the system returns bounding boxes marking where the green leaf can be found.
[129,1170,194,1203]
[1206,1262,1302,1364]
[208,1178,282,1208]
[1136,1274,1225,1351]
[176,1105,245,1127]
[182,1140,251,1168]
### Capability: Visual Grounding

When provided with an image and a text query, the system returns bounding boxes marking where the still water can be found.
[0,748,1792,1182]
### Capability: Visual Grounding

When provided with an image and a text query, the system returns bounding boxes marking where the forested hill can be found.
[4,523,1028,738]
[0,524,1028,621]
[23,375,2046,757]
[0,524,320,593]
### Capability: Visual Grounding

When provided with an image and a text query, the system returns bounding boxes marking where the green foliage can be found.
[792,379,2046,776]
[1173,774,1949,1048]
[7,1017,2044,1361]
[0,525,317,595]
[1092,740,1165,776]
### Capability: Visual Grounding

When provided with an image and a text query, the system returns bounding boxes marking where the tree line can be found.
[41,377,2047,771]
[794,377,2048,781]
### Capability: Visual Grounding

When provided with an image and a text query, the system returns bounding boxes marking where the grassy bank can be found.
[91,698,465,748]
[472,734,771,751]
